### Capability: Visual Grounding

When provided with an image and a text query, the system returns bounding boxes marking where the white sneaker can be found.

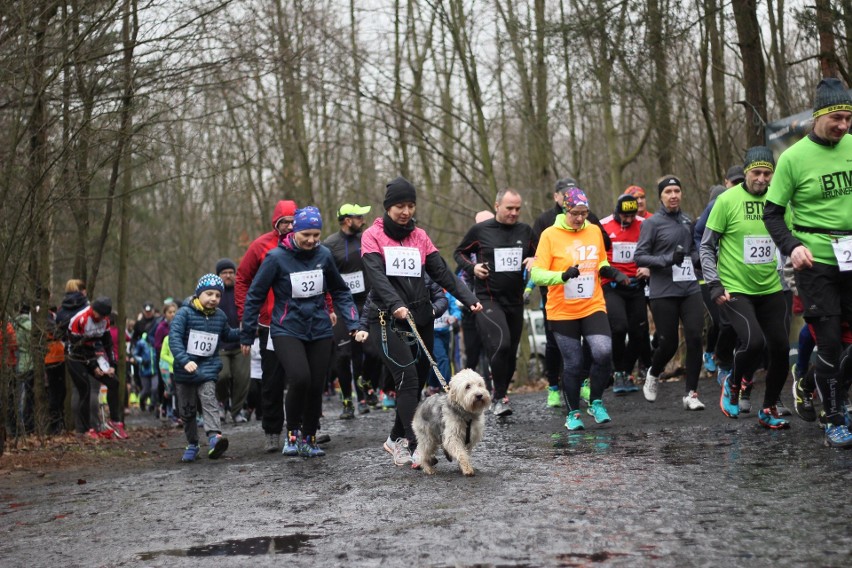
[643,370,659,402]
[392,438,412,466]
[383,436,396,455]
[682,390,705,410]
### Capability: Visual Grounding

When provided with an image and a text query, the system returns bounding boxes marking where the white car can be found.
[524,310,548,378]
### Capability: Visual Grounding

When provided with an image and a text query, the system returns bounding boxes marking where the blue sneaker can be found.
[299,435,326,458]
[208,434,229,459]
[282,430,301,456]
[824,424,852,448]
[703,352,717,373]
[720,380,739,419]
[586,400,611,424]
[612,372,629,395]
[716,367,731,388]
[565,410,585,431]
[758,407,790,430]
[381,392,396,409]
[181,444,200,462]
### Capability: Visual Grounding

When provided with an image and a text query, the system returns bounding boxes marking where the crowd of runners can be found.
[4,77,851,461]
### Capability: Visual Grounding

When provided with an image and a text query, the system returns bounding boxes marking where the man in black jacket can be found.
[455,189,535,416]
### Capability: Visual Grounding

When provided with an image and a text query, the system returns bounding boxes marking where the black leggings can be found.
[721,292,789,408]
[604,285,650,373]
[260,326,287,434]
[475,300,524,400]
[551,312,612,411]
[66,358,121,431]
[700,282,721,353]
[370,317,433,448]
[272,335,333,437]
[649,294,704,392]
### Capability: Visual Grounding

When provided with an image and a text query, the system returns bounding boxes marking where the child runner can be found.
[169,274,240,462]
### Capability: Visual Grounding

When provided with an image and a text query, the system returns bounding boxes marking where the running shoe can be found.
[392,438,412,466]
[493,397,513,417]
[282,430,301,456]
[625,374,640,393]
[703,352,717,373]
[86,428,100,440]
[612,372,629,396]
[586,400,611,424]
[643,370,659,402]
[105,420,128,440]
[299,435,325,458]
[547,387,562,408]
[580,379,591,405]
[758,407,790,430]
[791,376,816,422]
[381,391,397,409]
[264,433,280,453]
[339,399,355,420]
[740,378,754,413]
[775,398,792,416]
[365,390,379,408]
[357,400,370,414]
[716,367,731,388]
[824,424,852,448]
[565,410,585,431]
[208,434,229,459]
[181,444,200,462]
[383,436,396,455]
[720,380,739,418]
[682,390,706,411]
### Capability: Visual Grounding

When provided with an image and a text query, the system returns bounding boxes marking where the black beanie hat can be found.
[743,146,775,173]
[813,77,852,118]
[657,176,682,196]
[92,296,112,317]
[383,176,417,210]
[215,258,236,275]
[555,177,578,193]
[725,165,745,184]
[615,194,639,215]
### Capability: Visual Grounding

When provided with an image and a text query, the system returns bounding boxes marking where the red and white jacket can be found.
[67,306,115,364]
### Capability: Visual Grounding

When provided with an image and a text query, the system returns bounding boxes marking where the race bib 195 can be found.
[493,247,523,272]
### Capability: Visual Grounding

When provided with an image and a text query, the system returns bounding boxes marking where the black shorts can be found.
[795,261,852,319]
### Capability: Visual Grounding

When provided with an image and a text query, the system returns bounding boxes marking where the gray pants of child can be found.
[176,381,221,446]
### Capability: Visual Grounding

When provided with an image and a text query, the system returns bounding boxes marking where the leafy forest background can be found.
[1,0,849,388]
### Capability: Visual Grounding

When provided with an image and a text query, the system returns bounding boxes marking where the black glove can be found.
[613,270,630,287]
[562,265,580,281]
[672,249,685,266]
[708,282,726,302]
[599,265,629,287]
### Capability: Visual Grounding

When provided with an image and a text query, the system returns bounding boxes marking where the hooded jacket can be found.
[360,216,478,327]
[240,233,359,344]
[236,200,297,326]
[169,301,239,384]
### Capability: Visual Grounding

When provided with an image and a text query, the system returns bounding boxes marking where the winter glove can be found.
[708,282,727,302]
[561,265,581,281]
[672,249,685,266]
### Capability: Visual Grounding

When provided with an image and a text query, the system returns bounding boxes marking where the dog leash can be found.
[404,313,450,393]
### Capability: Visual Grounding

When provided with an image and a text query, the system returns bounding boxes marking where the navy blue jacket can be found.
[170,302,240,384]
[240,234,359,345]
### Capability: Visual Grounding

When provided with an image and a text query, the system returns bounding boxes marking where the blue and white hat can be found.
[195,273,224,296]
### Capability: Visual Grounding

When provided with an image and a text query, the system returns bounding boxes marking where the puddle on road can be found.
[137,533,317,560]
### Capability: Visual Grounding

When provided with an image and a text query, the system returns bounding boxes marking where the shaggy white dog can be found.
[412,369,492,476]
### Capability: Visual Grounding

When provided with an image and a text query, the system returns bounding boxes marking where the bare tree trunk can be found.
[648,0,675,173]
[731,0,768,146]
[558,0,582,181]
[349,0,370,202]
[767,0,792,117]
[816,0,840,79]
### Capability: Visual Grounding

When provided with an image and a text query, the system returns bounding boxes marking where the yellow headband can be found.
[813,104,852,118]
[744,160,774,173]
